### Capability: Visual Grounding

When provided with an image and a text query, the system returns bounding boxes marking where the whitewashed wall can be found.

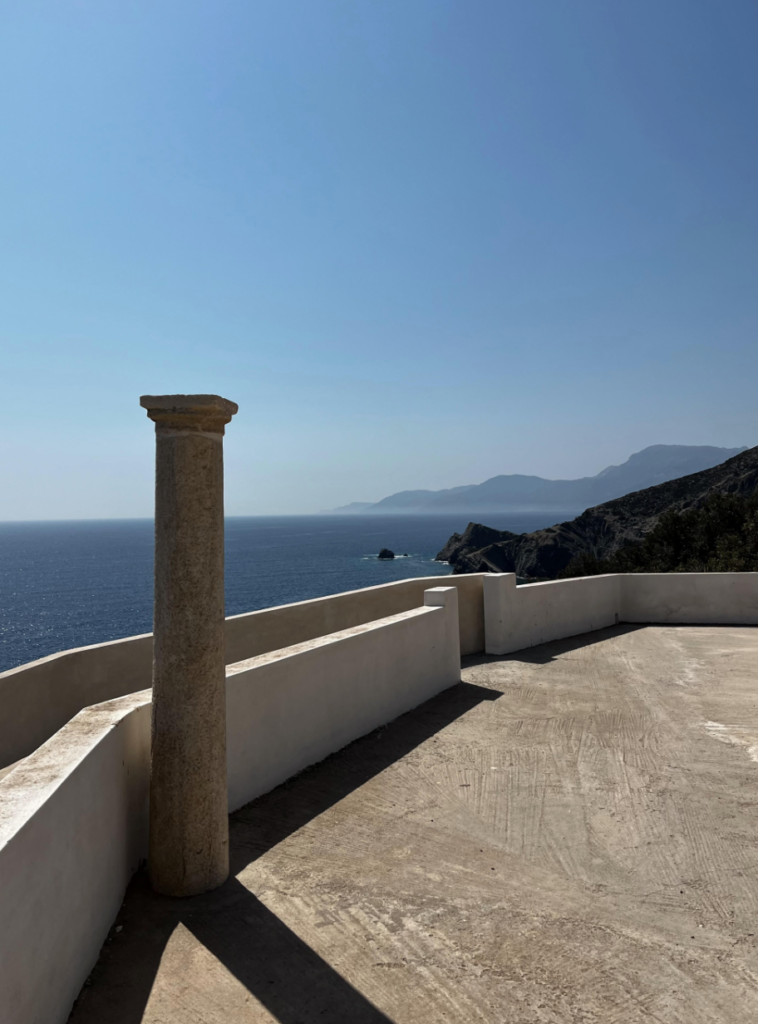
[4,571,758,1023]
[227,587,460,810]
[484,573,622,655]
[0,574,482,770]
[622,572,758,624]
[0,692,151,1024]
[0,588,460,1024]
[484,571,758,655]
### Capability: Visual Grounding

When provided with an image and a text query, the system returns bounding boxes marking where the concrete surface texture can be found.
[69,623,758,1023]
[142,393,238,897]
[0,574,485,772]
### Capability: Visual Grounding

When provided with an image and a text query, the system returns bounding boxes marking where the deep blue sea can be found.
[0,513,572,672]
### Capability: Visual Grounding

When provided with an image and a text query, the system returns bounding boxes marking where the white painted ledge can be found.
[484,572,758,655]
[0,574,483,770]
[227,586,460,810]
[0,588,461,1024]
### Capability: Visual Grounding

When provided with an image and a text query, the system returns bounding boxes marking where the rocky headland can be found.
[436,445,758,578]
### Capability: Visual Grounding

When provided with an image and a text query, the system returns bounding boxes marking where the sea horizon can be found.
[0,511,580,524]
[0,511,576,672]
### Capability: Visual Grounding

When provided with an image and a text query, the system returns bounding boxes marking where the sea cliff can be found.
[437,446,758,579]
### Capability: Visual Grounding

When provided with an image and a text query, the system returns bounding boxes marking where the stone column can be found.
[140,394,238,897]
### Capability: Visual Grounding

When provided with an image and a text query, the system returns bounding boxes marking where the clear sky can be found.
[1,0,757,518]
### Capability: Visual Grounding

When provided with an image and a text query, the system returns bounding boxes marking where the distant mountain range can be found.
[322,445,748,515]
[437,445,758,579]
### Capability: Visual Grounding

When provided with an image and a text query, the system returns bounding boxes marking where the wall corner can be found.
[483,573,518,655]
[424,587,461,668]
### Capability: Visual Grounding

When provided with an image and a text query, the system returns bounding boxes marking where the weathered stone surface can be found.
[139,394,238,435]
[141,394,238,897]
[377,548,394,560]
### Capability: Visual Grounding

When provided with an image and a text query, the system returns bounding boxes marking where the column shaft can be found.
[141,394,238,896]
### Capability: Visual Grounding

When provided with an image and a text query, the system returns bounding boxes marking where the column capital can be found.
[140,394,238,435]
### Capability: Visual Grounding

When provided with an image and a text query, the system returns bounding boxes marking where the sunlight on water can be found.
[0,512,567,671]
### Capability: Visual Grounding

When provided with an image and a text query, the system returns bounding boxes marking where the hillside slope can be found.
[437,445,758,578]
[367,445,747,514]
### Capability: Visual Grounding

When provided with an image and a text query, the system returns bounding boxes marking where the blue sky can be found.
[1,0,757,518]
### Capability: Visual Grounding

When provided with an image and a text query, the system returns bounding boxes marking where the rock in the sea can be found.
[378,548,395,560]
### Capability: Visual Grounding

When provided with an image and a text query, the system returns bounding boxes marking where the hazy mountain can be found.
[437,445,758,579]
[320,502,376,514]
[347,445,748,515]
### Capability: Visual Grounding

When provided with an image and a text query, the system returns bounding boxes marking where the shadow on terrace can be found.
[67,680,502,1024]
[463,621,644,666]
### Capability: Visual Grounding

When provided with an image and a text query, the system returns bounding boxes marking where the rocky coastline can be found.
[436,445,758,579]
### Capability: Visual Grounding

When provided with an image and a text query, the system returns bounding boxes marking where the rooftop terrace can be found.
[69,623,758,1024]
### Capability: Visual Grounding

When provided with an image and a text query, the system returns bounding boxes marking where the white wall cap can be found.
[424,586,459,607]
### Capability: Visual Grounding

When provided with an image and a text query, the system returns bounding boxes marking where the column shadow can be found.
[68,680,501,1024]
[229,680,502,873]
[71,871,395,1024]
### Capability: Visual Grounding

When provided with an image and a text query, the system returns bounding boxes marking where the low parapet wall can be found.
[0,573,483,769]
[4,571,758,1023]
[0,588,461,1024]
[0,691,151,1024]
[227,587,460,810]
[484,573,621,655]
[484,572,758,655]
[0,633,154,775]
[224,572,483,662]
[621,572,758,624]
[5,570,758,770]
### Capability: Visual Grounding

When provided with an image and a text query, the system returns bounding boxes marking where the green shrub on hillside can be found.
[559,493,758,578]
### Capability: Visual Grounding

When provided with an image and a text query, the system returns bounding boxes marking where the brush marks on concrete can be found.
[70,624,758,1023]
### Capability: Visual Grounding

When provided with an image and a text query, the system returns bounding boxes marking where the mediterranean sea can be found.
[0,512,574,672]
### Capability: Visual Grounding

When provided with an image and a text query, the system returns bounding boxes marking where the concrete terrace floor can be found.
[69,624,758,1024]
